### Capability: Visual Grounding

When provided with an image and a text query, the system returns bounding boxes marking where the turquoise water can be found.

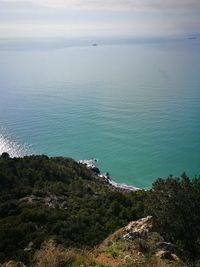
[0,40,199,188]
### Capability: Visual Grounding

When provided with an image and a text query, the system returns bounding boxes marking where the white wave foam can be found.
[0,129,30,157]
[108,179,140,191]
[79,158,140,191]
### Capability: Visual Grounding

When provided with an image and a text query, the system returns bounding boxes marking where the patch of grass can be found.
[87,258,97,266]
[114,244,127,252]
[96,264,110,267]
[104,246,119,258]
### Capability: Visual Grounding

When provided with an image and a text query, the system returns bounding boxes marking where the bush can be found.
[146,173,200,261]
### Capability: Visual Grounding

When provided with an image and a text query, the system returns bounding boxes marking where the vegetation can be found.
[146,173,200,262]
[0,154,200,266]
[0,154,147,264]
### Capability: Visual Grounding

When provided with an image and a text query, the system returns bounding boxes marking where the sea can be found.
[0,38,199,188]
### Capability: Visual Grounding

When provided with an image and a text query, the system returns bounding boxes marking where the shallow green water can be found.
[0,40,199,188]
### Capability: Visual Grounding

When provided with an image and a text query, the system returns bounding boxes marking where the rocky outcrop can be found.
[123,215,154,238]
[122,216,181,260]
[19,194,67,209]
[96,216,184,266]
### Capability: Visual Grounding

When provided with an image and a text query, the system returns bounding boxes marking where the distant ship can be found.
[92,43,98,46]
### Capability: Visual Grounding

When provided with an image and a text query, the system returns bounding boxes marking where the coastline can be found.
[78,159,140,192]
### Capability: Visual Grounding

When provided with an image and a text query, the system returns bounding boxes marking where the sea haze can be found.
[0,38,199,188]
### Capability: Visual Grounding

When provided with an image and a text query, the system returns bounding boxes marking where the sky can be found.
[0,0,199,39]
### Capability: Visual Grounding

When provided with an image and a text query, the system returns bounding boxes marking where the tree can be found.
[146,175,200,261]
[1,152,10,159]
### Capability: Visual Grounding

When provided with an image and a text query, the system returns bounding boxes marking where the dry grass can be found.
[0,240,184,267]
[34,240,86,267]
[0,261,25,267]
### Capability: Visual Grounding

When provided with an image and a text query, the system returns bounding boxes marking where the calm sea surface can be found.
[0,40,199,188]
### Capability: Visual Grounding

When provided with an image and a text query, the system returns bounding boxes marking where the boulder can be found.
[154,242,179,255]
[123,216,153,239]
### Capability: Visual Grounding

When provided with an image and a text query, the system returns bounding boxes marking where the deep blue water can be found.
[0,39,199,188]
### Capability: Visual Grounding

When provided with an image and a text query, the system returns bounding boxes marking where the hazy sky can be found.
[0,0,199,39]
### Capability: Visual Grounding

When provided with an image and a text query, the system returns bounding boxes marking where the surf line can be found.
[78,159,140,191]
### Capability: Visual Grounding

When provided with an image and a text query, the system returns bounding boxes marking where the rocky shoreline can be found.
[78,159,140,192]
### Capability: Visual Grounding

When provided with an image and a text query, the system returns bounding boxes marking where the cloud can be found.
[0,21,160,38]
[0,0,200,11]
[0,0,199,39]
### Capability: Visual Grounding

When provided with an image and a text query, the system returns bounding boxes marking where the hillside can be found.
[90,216,183,267]
[0,154,148,264]
[0,153,200,266]
[1,216,184,267]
